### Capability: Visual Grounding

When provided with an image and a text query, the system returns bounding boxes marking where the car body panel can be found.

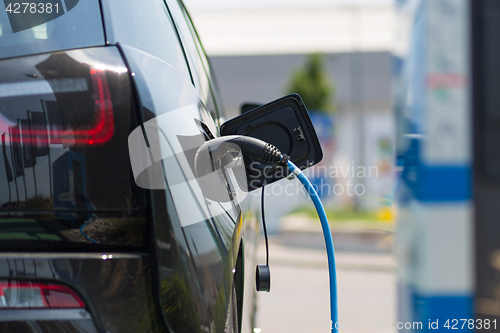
[120,41,256,332]
[0,0,260,331]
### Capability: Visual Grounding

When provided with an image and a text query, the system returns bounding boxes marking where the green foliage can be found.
[289,206,394,232]
[154,273,201,333]
[294,206,379,221]
[286,53,334,112]
[214,285,227,333]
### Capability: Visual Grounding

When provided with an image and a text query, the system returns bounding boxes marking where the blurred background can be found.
[184,0,396,332]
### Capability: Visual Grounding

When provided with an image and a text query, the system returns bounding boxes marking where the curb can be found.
[258,239,396,272]
[277,212,394,253]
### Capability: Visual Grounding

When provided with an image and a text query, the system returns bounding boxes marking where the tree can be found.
[286,53,335,112]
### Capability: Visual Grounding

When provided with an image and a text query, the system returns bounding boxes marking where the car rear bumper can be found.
[0,253,158,333]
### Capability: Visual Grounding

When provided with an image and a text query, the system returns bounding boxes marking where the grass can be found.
[288,206,395,232]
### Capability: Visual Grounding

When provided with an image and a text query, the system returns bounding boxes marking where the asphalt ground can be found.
[255,240,396,333]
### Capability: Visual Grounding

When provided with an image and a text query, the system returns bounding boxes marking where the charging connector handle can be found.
[287,160,339,333]
[198,135,283,164]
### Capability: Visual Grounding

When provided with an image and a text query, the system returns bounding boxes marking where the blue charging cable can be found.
[287,160,339,333]
[80,218,100,244]
[193,135,339,330]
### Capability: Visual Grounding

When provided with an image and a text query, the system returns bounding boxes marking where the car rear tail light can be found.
[0,280,85,309]
[6,68,115,146]
[74,68,115,145]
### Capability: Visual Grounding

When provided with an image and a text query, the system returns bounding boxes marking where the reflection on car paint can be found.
[0,47,147,248]
[123,43,245,331]
[128,104,247,228]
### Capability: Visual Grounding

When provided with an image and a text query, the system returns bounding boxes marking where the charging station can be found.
[396,0,500,330]
[395,0,474,330]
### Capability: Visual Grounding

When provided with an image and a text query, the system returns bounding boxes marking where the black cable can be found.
[261,186,269,266]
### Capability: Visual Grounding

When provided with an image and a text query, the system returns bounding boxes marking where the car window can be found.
[168,0,226,124]
[164,0,210,102]
[104,0,191,81]
[0,0,104,59]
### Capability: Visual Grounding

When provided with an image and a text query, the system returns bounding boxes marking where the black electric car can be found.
[0,1,322,332]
